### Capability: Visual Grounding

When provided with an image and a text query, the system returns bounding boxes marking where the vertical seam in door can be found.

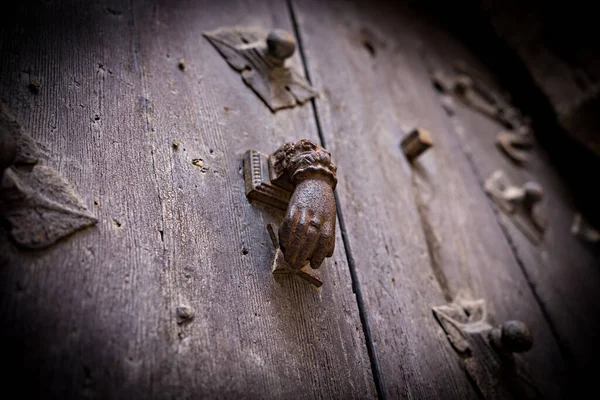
[286,1,387,398]
[129,0,169,265]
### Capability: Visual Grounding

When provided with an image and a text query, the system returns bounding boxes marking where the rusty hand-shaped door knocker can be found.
[243,139,337,284]
[272,140,337,270]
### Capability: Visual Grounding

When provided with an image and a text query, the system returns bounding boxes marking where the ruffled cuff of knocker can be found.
[273,139,337,189]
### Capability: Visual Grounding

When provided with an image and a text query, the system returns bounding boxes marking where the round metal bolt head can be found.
[523,181,543,204]
[501,320,533,353]
[267,29,296,60]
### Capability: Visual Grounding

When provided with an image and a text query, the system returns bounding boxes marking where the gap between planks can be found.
[286,1,387,398]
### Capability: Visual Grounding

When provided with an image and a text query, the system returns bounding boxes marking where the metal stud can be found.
[401,128,433,162]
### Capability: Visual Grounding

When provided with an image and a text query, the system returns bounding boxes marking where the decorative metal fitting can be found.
[243,139,337,278]
[433,299,540,399]
[432,70,499,121]
[401,127,433,162]
[496,130,534,165]
[203,26,318,112]
[0,104,97,249]
[432,63,532,132]
[243,139,337,211]
[484,170,546,245]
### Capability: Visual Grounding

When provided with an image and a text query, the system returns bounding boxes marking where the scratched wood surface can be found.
[0,0,375,398]
[0,1,168,398]
[293,1,479,398]
[416,18,600,394]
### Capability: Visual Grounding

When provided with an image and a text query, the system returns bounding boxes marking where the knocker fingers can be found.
[294,221,320,269]
[282,208,310,269]
[310,225,335,269]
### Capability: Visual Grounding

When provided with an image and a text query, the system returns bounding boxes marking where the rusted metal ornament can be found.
[203,26,318,112]
[243,139,337,283]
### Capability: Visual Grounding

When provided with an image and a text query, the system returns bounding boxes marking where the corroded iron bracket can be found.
[433,299,541,399]
[484,170,546,245]
[203,27,318,112]
[243,149,291,212]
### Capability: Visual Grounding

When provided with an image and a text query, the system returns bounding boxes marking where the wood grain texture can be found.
[293,1,478,398]
[415,12,600,395]
[1,1,168,398]
[0,0,375,398]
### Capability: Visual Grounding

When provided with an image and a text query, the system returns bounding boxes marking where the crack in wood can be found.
[286,2,387,398]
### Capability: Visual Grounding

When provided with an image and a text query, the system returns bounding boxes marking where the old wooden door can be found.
[1,1,598,399]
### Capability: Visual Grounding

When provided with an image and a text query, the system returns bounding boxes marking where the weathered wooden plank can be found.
[398,12,566,398]
[293,1,479,398]
[0,0,376,398]
[416,12,600,394]
[0,1,168,399]
[124,0,376,398]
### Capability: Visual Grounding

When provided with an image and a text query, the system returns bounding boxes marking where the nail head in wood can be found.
[401,128,433,161]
